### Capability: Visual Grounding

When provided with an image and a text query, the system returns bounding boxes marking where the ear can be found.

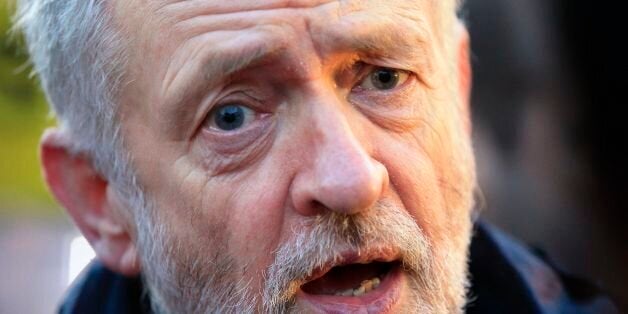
[456,21,473,135]
[40,128,141,276]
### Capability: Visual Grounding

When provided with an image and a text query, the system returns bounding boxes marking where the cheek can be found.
[147,156,291,292]
[225,177,286,263]
[375,116,474,246]
[378,135,448,242]
[199,154,293,280]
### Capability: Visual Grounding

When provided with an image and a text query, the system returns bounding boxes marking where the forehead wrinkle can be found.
[161,25,287,98]
[153,0,341,23]
[158,1,353,99]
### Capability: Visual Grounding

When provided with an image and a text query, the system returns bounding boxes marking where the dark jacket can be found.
[59,222,617,313]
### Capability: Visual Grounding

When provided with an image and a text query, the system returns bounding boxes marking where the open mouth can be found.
[296,246,408,314]
[301,261,400,297]
[296,256,405,313]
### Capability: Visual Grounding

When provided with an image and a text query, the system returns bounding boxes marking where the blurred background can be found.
[0,0,626,312]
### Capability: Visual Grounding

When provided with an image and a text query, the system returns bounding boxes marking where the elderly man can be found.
[15,0,615,313]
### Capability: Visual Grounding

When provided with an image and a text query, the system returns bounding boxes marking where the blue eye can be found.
[209,104,254,131]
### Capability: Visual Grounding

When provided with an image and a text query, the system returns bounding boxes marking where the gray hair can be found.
[14,0,133,193]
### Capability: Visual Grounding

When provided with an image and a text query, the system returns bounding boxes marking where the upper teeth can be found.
[334,277,381,297]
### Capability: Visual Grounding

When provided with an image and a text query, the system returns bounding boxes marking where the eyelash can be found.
[348,59,409,82]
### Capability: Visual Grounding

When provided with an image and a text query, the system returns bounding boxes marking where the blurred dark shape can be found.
[558,0,627,234]
[465,0,627,310]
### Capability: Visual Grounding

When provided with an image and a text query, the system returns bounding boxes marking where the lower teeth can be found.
[334,277,381,296]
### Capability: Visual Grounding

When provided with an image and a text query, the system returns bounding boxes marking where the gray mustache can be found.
[262,200,432,311]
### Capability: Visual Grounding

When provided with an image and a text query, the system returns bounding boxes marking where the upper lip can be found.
[300,246,401,288]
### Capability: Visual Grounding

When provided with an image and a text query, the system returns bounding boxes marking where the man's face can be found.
[113,0,475,312]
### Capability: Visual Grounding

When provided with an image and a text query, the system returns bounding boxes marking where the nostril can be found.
[309,200,327,215]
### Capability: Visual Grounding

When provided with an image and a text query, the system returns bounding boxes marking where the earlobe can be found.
[40,128,141,276]
[456,22,473,135]
[102,185,142,276]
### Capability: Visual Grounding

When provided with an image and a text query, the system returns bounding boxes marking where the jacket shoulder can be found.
[468,222,618,314]
[58,261,148,314]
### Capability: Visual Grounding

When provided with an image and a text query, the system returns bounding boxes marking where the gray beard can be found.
[135,199,470,314]
[136,207,257,314]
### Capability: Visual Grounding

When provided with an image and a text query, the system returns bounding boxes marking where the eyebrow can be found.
[159,37,281,118]
[201,40,285,86]
[198,25,432,88]
[347,28,428,58]
[343,26,434,79]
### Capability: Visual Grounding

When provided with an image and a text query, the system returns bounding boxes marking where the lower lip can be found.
[296,265,404,313]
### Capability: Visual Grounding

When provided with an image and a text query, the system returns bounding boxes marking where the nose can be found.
[290,101,389,216]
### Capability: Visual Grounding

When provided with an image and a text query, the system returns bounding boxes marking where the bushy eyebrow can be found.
[201,40,285,86]
[159,34,282,111]
[345,27,428,59]
[341,27,433,78]
[197,25,432,86]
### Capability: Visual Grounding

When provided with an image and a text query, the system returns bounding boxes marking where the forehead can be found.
[112,0,450,106]
[115,0,444,48]
[121,0,441,19]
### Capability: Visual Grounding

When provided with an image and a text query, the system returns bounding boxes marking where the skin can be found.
[41,0,474,312]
